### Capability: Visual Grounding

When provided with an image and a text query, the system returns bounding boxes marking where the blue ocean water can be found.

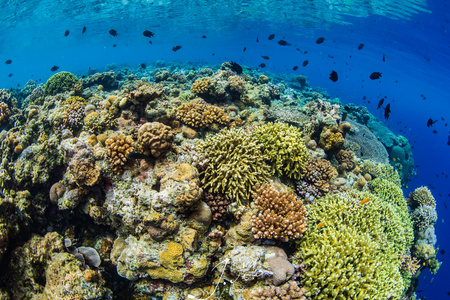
[0,0,449,298]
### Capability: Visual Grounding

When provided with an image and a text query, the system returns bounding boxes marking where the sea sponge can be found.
[44,71,79,96]
[0,102,11,124]
[252,122,310,179]
[198,128,271,204]
[301,158,338,194]
[190,77,211,94]
[251,183,307,242]
[105,134,134,174]
[138,122,173,157]
[176,99,230,128]
[67,158,101,187]
[319,125,344,152]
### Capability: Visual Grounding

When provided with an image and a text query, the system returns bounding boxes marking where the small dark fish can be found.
[316,37,325,44]
[370,72,382,80]
[278,39,290,46]
[261,55,270,60]
[64,30,70,37]
[384,103,391,120]
[416,290,423,293]
[293,66,298,71]
[109,29,118,36]
[172,45,182,52]
[445,203,448,209]
[342,112,348,122]
[302,60,309,67]
[230,61,243,74]
[344,105,350,111]
[268,34,275,40]
[5,59,12,64]
[140,63,146,69]
[383,54,385,62]
[329,70,338,82]
[427,118,438,127]
[82,26,86,34]
[358,43,364,50]
[448,135,450,146]
[201,35,206,38]
[143,30,154,38]
[442,117,445,121]
[127,152,150,160]
[50,65,59,72]
[433,130,438,134]
[243,47,246,52]
[113,44,117,47]
[149,41,152,44]
[8,73,12,77]
[259,63,266,68]
[377,98,385,109]
[256,36,259,42]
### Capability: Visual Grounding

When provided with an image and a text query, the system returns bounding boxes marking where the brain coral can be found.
[176,99,230,128]
[44,71,79,96]
[198,128,271,204]
[252,122,310,179]
[105,134,134,174]
[138,122,174,157]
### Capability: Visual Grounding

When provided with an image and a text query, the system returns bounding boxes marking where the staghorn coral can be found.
[138,122,174,157]
[0,102,11,125]
[253,122,310,179]
[44,71,79,96]
[319,125,344,152]
[198,128,271,204]
[105,134,134,174]
[408,186,436,208]
[203,192,230,222]
[301,158,338,194]
[251,183,307,242]
[190,77,211,94]
[335,149,355,171]
[67,158,101,187]
[176,99,230,128]
[250,281,306,300]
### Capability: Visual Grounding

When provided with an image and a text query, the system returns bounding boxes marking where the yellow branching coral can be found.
[251,183,307,242]
[176,99,230,128]
[198,128,271,204]
[252,122,310,179]
[105,134,134,174]
[138,122,174,157]
[67,158,101,187]
[190,77,211,94]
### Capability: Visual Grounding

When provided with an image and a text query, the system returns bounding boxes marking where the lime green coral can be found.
[198,128,270,204]
[252,122,309,179]
[44,71,79,96]
[295,189,414,299]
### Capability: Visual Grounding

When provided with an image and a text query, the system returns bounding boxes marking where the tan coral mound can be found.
[176,99,230,128]
[105,134,134,174]
[252,183,307,242]
[67,158,101,186]
[302,158,338,193]
[138,122,174,157]
[190,77,211,94]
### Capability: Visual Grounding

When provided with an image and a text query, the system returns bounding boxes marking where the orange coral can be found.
[138,122,174,157]
[190,77,211,94]
[176,99,230,128]
[252,183,307,242]
[105,134,134,174]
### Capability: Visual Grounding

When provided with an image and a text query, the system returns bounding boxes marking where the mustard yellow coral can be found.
[105,134,134,174]
[190,77,211,94]
[176,99,230,128]
[138,122,173,157]
[67,158,101,187]
[319,125,344,152]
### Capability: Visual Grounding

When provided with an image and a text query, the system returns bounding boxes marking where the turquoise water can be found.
[0,0,449,299]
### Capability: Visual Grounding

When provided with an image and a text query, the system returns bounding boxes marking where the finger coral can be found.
[252,122,310,179]
[105,134,134,174]
[198,128,271,204]
[203,192,230,222]
[138,122,174,157]
[252,183,307,242]
[176,99,230,129]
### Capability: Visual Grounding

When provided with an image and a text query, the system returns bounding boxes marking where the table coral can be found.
[252,122,310,179]
[138,122,174,157]
[105,134,134,174]
[251,183,307,242]
[44,71,79,96]
[198,128,271,204]
[176,99,230,129]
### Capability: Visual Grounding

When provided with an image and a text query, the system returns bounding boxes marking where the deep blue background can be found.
[0,0,449,298]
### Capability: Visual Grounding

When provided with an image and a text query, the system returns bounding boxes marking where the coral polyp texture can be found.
[251,183,307,242]
[0,62,436,299]
[198,127,271,204]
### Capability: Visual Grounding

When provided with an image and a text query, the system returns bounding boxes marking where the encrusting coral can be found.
[198,128,271,204]
[251,183,307,242]
[67,158,101,187]
[105,134,134,174]
[138,122,174,157]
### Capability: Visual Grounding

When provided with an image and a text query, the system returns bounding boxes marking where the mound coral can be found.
[319,125,344,152]
[190,77,211,94]
[176,99,230,128]
[408,186,436,208]
[0,102,11,125]
[250,281,306,299]
[105,134,134,174]
[252,122,310,179]
[128,82,164,103]
[335,149,355,171]
[138,122,174,158]
[251,183,307,242]
[44,71,79,96]
[198,128,271,204]
[301,158,338,194]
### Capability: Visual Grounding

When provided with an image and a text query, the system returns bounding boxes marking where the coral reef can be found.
[250,281,306,299]
[203,192,230,222]
[138,122,174,157]
[335,149,355,171]
[318,125,344,152]
[300,158,338,194]
[105,134,134,174]
[44,71,79,96]
[251,183,307,242]
[190,77,211,95]
[0,102,11,125]
[176,99,230,128]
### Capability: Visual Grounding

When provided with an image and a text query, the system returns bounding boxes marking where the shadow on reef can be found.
[0,61,440,299]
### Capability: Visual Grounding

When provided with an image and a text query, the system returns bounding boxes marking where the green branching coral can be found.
[295,189,414,299]
[197,128,271,204]
[252,122,309,179]
[44,71,79,96]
